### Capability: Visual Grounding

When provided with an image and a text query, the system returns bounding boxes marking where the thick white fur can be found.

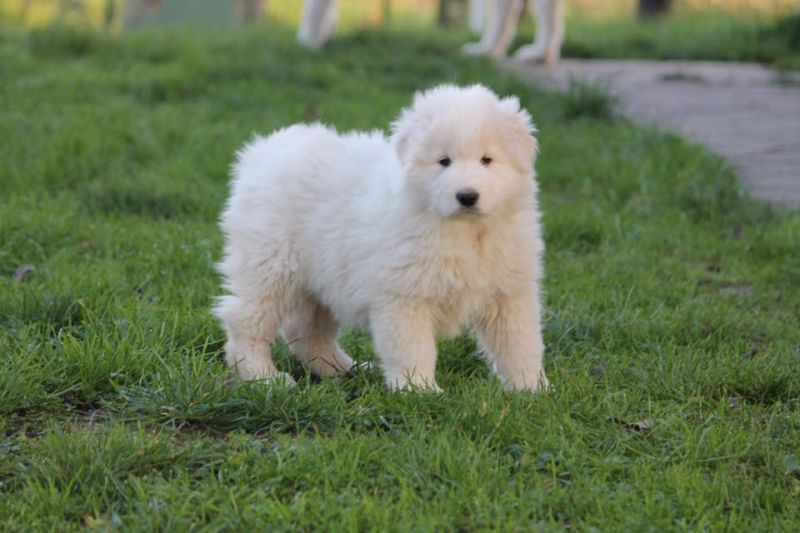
[214,85,548,392]
[463,0,565,64]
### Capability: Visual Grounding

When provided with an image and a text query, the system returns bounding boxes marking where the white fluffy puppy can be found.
[214,84,548,392]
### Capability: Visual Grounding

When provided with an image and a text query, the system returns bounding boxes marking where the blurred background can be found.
[2,0,799,68]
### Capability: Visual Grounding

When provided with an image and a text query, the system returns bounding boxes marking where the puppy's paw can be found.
[387,376,442,394]
[411,381,443,394]
[232,363,297,386]
[401,382,443,394]
[535,373,551,392]
[343,359,373,377]
[505,372,550,393]
[255,371,297,387]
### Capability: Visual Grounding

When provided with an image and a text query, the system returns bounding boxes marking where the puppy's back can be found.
[232,124,391,198]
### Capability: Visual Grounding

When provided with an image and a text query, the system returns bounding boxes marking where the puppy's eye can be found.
[481,156,492,166]
[438,157,451,167]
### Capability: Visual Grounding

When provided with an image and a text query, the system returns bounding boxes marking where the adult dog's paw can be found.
[462,42,488,56]
[512,44,547,64]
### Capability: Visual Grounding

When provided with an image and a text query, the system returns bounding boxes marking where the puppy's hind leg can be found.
[215,294,296,386]
[282,295,356,378]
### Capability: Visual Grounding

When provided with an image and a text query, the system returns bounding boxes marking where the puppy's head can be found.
[391,84,538,218]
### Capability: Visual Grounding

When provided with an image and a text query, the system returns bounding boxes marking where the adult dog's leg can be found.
[462,0,523,58]
[371,303,441,392]
[468,0,486,34]
[298,0,339,49]
[514,0,565,64]
[478,292,549,392]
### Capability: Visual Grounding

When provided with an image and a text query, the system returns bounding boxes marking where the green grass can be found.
[554,11,800,69]
[561,79,620,121]
[1,22,799,530]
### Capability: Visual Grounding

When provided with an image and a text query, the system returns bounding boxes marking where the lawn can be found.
[559,10,800,69]
[4,0,800,67]
[1,21,799,530]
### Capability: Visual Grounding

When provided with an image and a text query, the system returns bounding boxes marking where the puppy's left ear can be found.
[390,108,418,165]
[390,91,429,165]
[500,96,539,172]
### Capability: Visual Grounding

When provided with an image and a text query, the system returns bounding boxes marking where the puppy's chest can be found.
[418,255,500,337]
[418,242,526,304]
[380,225,532,332]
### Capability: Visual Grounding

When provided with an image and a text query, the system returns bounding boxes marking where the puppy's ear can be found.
[500,96,539,172]
[390,92,426,164]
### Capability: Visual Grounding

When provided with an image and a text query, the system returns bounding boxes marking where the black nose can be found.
[456,189,479,207]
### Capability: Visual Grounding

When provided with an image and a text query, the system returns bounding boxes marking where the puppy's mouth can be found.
[456,206,482,216]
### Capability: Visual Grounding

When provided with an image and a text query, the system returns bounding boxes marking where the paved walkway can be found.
[504,59,800,206]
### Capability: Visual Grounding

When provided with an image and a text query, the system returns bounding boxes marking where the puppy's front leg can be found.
[371,303,441,392]
[478,292,549,392]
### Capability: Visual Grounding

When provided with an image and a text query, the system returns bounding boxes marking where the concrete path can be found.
[504,59,800,206]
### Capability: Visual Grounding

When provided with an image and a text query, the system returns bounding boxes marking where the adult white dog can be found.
[464,0,565,63]
[297,0,565,65]
[214,85,548,392]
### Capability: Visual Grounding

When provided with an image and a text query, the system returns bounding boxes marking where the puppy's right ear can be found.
[390,92,425,164]
[499,95,539,172]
